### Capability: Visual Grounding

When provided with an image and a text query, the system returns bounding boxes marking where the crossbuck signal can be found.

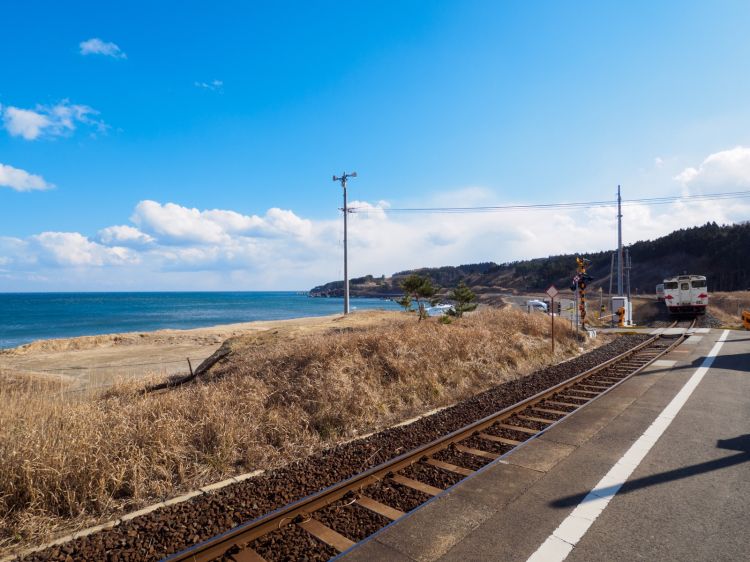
[571,257,593,328]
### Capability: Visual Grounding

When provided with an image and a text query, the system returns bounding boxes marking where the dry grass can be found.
[0,308,585,553]
[709,291,750,325]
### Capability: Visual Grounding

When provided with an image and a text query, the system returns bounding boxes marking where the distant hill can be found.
[309,222,750,299]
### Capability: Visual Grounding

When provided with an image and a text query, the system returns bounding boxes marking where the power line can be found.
[348,190,750,215]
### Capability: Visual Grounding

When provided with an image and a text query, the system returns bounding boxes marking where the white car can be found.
[526,299,548,313]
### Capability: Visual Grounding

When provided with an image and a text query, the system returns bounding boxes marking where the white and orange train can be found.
[661,274,708,315]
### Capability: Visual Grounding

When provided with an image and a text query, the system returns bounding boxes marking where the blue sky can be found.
[2,1,750,290]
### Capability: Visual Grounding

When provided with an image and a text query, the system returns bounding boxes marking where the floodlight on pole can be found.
[333,171,357,314]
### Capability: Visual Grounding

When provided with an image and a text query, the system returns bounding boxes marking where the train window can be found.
[681,283,690,290]
[665,282,678,289]
[692,280,707,288]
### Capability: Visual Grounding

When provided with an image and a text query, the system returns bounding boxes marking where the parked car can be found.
[526,299,548,313]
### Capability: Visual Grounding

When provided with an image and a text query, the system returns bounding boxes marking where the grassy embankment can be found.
[709,291,750,325]
[0,307,586,552]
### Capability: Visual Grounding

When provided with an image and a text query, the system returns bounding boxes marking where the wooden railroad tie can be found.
[297,518,355,552]
[230,548,267,562]
[496,423,539,435]
[356,495,405,521]
[454,443,500,460]
[516,414,556,424]
[478,432,522,446]
[531,406,568,416]
[389,474,443,497]
[426,457,474,476]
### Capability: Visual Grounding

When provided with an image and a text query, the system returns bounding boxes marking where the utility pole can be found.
[617,185,624,296]
[333,171,357,314]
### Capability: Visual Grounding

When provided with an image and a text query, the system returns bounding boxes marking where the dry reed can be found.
[0,307,583,552]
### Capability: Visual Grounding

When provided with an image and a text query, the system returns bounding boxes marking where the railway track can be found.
[166,329,692,562]
[670,318,698,330]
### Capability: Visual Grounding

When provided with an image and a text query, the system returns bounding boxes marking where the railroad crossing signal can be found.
[571,257,592,328]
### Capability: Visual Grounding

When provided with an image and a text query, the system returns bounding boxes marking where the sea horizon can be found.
[0,291,400,349]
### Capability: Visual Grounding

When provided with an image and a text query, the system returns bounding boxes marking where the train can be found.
[662,274,708,315]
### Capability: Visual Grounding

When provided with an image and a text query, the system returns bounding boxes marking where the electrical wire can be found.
[348,190,750,215]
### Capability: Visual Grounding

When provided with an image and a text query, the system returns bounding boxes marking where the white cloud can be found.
[30,232,137,267]
[194,80,223,91]
[0,163,54,191]
[79,38,127,59]
[131,200,313,244]
[674,146,750,188]
[1,107,50,140]
[2,100,106,140]
[1,152,750,290]
[654,157,664,167]
[263,208,313,238]
[98,225,154,247]
[132,201,233,244]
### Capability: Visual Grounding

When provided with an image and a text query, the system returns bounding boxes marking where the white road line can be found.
[526,330,730,562]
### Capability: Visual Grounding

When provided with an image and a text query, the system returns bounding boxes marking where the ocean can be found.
[0,292,401,349]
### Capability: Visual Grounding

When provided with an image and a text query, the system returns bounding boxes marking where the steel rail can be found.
[165,330,689,562]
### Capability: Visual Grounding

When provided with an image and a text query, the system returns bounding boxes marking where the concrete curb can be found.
[0,469,265,562]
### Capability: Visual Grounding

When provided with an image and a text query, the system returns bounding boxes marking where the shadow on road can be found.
[549,434,750,509]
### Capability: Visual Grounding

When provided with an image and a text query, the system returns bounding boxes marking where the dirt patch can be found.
[0,311,403,392]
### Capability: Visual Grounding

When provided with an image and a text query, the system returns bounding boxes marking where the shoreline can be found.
[0,310,404,391]
[0,292,402,351]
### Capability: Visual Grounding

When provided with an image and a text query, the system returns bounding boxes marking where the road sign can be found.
[546,285,559,299]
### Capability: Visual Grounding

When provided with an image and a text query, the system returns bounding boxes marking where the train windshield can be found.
[692,280,707,288]
[681,283,690,290]
[664,282,678,289]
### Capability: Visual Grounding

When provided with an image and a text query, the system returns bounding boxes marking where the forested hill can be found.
[309,222,750,297]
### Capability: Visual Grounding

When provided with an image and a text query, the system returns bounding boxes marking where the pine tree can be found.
[400,274,437,321]
[448,281,477,317]
[396,294,412,312]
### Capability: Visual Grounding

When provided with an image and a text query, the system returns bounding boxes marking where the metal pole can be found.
[617,185,624,296]
[551,296,555,354]
[625,247,631,300]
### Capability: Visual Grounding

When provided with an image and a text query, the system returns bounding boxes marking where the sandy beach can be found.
[0,310,403,392]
